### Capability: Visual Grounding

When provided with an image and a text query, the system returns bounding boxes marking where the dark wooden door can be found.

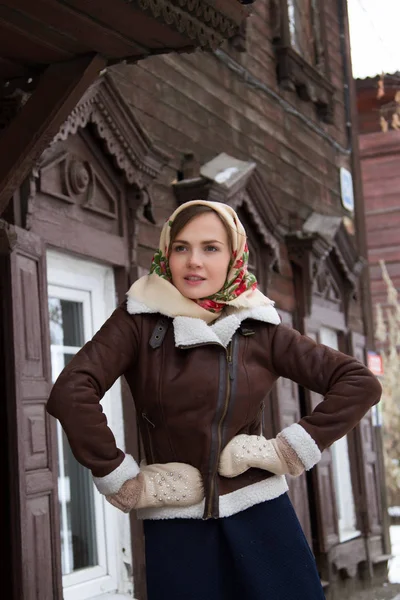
[0,222,62,600]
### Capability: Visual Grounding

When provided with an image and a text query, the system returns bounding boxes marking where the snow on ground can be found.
[389,525,400,584]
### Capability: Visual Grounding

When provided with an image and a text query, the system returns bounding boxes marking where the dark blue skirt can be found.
[144,493,326,600]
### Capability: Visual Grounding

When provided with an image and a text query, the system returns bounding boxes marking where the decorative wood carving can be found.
[35,73,171,224]
[286,213,364,318]
[127,0,251,51]
[51,73,170,190]
[38,153,118,219]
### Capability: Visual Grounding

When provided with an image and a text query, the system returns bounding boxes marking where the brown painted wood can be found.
[0,19,73,64]
[62,0,188,49]
[0,4,88,55]
[0,221,62,600]
[0,54,106,217]
[1,0,147,58]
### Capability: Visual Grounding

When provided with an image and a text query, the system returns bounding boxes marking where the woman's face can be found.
[169,212,231,299]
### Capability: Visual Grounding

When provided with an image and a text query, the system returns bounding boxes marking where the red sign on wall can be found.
[367,351,384,376]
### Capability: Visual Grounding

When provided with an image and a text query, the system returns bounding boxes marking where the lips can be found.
[183,275,206,286]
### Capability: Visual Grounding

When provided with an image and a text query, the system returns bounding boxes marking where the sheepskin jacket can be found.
[46,300,382,520]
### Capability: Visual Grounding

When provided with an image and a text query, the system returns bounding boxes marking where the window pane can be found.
[49,298,84,347]
[62,430,98,574]
[49,297,99,575]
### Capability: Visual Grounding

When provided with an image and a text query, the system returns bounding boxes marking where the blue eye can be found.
[173,245,187,252]
[205,246,218,252]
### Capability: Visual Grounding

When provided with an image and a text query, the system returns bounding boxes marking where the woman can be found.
[47,200,381,600]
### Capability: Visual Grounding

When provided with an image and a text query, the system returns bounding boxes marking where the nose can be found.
[187,249,203,268]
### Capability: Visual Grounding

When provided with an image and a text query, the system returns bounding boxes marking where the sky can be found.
[348,0,400,79]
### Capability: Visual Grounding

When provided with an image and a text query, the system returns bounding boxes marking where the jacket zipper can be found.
[142,412,156,463]
[205,340,234,519]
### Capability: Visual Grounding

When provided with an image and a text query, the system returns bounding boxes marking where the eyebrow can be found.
[172,239,225,245]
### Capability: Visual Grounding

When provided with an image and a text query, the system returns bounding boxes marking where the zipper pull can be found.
[142,412,155,428]
[227,354,234,380]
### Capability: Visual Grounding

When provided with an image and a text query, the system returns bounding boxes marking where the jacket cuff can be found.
[93,454,140,495]
[277,423,321,471]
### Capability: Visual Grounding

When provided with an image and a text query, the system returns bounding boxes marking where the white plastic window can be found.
[47,251,134,600]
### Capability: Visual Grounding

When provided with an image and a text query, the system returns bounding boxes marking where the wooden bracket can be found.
[0,53,106,216]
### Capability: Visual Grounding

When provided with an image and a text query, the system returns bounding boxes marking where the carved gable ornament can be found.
[286,212,364,317]
[36,73,171,222]
[172,152,282,270]
[50,73,170,187]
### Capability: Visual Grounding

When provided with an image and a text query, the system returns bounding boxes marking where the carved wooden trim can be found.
[286,215,364,318]
[272,0,335,122]
[127,0,251,51]
[51,73,171,189]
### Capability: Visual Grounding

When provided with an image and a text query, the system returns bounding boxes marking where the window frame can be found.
[47,250,133,600]
[319,326,361,543]
[272,0,335,122]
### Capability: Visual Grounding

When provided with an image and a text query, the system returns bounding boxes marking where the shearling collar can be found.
[126,297,280,348]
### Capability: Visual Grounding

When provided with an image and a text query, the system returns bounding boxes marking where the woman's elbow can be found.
[366,370,382,407]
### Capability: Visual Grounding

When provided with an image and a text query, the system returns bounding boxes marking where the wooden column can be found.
[0,221,62,599]
[0,54,106,216]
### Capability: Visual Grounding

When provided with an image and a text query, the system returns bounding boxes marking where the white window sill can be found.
[91,594,137,600]
[339,529,361,543]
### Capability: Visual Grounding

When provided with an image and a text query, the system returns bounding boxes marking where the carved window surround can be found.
[172,158,282,274]
[271,0,335,123]
[38,73,171,222]
[286,213,364,319]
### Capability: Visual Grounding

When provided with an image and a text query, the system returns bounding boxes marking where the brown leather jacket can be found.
[46,304,382,519]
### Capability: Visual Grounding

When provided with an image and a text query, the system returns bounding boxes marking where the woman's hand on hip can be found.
[106,462,204,512]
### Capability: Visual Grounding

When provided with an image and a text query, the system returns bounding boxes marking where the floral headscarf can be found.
[127,200,274,324]
[149,200,258,315]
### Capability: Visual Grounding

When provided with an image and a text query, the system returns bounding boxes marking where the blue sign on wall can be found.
[340,167,355,212]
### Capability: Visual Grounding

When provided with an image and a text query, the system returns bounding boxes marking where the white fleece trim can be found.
[93,454,140,495]
[127,297,154,315]
[174,305,280,348]
[280,423,322,471]
[127,302,280,349]
[136,475,288,520]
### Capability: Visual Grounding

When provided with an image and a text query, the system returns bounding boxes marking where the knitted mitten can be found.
[136,462,204,509]
[106,473,144,513]
[107,463,204,512]
[219,434,305,478]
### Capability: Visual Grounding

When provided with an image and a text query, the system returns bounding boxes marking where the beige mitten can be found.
[219,434,304,478]
[136,462,204,509]
[106,473,144,513]
[106,463,204,513]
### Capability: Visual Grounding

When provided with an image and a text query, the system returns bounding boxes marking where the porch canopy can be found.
[0,0,252,215]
